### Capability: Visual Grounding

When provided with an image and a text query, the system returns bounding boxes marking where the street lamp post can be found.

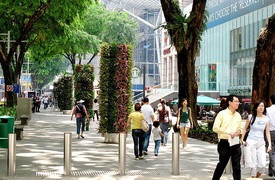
[143,64,146,98]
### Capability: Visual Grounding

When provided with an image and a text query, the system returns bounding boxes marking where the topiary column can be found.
[73,64,95,117]
[98,43,133,135]
[53,76,73,111]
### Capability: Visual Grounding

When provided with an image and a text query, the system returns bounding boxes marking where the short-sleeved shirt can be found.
[128,111,144,129]
[152,127,162,140]
[247,114,269,141]
[141,104,154,124]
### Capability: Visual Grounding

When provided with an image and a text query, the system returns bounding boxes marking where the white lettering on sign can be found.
[208,0,260,23]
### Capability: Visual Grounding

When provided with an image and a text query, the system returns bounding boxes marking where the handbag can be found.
[86,121,89,131]
[142,119,149,132]
[243,125,250,141]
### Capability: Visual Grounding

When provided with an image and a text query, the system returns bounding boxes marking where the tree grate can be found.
[36,169,214,177]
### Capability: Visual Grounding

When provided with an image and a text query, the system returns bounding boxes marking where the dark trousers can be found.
[269,131,275,175]
[132,129,145,158]
[212,139,241,180]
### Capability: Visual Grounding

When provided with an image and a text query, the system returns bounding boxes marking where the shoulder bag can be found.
[142,119,149,132]
[243,116,255,141]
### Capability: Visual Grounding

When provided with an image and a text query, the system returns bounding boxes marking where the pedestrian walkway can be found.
[0,108,273,179]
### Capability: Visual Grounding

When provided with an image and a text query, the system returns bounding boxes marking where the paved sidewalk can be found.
[0,108,273,180]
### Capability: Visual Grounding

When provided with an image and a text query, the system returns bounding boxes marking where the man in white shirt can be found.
[141,97,155,155]
[267,94,275,177]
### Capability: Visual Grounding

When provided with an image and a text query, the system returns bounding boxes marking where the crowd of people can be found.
[32,94,54,113]
[127,97,193,160]
[126,94,275,179]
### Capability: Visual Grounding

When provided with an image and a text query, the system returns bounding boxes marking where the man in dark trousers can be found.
[212,95,243,180]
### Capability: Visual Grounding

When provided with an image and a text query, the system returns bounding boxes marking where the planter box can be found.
[104,133,119,144]
[63,110,71,115]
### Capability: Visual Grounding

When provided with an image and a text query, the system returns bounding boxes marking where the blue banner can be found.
[206,0,274,28]
[13,84,20,94]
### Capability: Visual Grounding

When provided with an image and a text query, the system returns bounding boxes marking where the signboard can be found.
[132,67,142,79]
[206,0,274,28]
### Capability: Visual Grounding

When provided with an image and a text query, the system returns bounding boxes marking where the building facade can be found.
[162,0,275,100]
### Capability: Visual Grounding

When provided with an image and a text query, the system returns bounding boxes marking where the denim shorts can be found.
[179,121,190,128]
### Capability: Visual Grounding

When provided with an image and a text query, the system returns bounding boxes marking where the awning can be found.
[170,95,220,106]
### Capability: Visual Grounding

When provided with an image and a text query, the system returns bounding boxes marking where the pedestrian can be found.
[241,100,272,178]
[42,96,49,109]
[32,96,37,113]
[267,94,275,177]
[141,97,155,155]
[212,95,243,180]
[176,98,193,151]
[152,121,163,156]
[70,99,89,139]
[35,95,41,112]
[157,99,171,146]
[127,102,145,160]
[93,99,100,121]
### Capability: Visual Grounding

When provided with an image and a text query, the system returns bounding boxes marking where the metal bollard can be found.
[64,133,72,175]
[118,132,126,175]
[172,132,180,175]
[8,133,16,176]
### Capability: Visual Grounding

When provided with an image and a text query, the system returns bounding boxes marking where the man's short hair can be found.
[226,95,237,106]
[143,97,149,103]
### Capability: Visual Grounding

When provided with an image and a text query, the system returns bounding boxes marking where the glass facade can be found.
[133,11,161,86]
[196,1,275,96]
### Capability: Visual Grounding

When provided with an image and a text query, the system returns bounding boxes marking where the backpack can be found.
[76,104,86,117]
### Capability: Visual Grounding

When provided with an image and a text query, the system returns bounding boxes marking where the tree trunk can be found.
[252,14,275,107]
[178,50,198,127]
[160,0,206,127]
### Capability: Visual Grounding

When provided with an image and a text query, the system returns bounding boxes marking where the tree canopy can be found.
[29,56,69,90]
[30,3,139,70]
[0,0,96,106]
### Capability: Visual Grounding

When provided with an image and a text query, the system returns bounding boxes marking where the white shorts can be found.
[179,122,190,128]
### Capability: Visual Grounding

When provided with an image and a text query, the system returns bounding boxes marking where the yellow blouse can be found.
[128,111,144,129]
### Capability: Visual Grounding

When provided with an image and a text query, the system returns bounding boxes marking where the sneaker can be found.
[183,147,187,151]
[134,157,139,160]
[139,156,144,159]
[143,151,148,155]
[155,154,158,156]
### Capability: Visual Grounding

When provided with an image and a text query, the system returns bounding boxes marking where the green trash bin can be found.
[0,115,14,148]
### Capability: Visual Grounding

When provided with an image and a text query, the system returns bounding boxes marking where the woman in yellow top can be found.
[127,103,145,160]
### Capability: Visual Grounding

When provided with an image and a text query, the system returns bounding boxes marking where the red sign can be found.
[6,85,13,92]
[242,98,251,102]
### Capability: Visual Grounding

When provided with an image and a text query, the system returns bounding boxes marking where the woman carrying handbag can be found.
[241,100,272,178]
